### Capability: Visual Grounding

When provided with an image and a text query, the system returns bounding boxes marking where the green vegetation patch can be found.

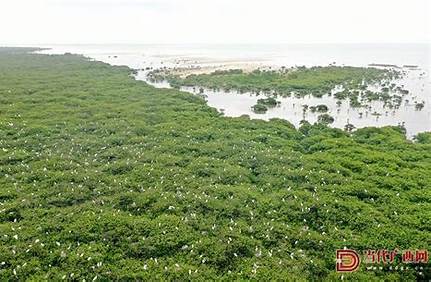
[251,97,280,114]
[149,66,409,110]
[150,66,401,97]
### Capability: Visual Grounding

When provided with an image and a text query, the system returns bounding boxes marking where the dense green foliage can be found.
[415,132,431,144]
[150,67,400,98]
[0,49,430,281]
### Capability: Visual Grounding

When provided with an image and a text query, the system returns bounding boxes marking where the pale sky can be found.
[1,0,430,45]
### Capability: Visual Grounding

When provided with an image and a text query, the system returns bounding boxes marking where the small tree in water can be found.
[317,114,334,125]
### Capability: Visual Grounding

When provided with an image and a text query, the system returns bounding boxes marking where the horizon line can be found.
[2,42,431,47]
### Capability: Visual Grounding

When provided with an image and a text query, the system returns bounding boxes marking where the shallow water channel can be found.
[136,69,431,138]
